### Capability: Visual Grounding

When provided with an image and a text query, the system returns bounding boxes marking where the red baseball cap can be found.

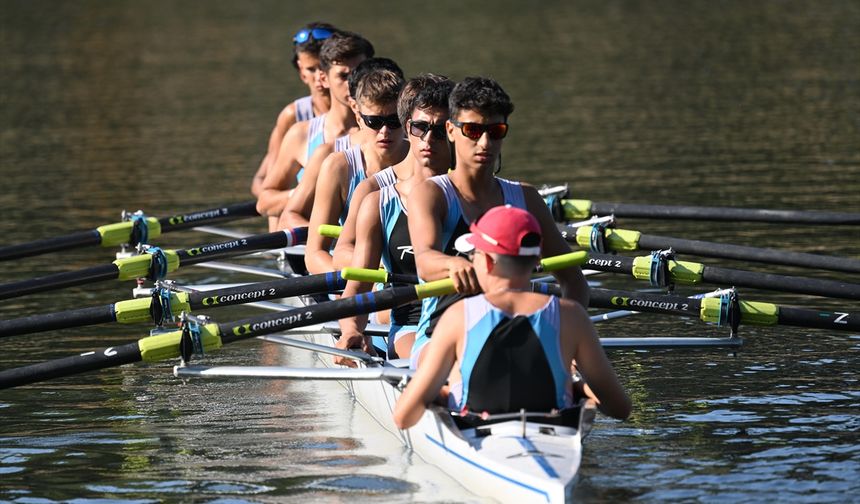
[454,205,542,256]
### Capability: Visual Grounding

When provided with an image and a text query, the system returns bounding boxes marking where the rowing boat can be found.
[176,258,597,503]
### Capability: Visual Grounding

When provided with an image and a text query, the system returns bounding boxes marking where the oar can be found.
[583,253,860,300]
[0,270,347,338]
[0,201,260,262]
[562,225,860,274]
[0,228,307,301]
[0,252,588,388]
[552,199,860,225]
[588,288,860,332]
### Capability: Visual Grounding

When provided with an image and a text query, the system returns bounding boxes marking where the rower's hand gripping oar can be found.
[562,224,860,274]
[0,252,588,389]
[0,227,308,301]
[0,201,260,262]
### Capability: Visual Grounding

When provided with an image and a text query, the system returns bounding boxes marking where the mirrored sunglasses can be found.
[293,28,333,44]
[449,119,508,140]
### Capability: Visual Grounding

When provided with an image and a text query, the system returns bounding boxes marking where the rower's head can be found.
[456,205,542,283]
[320,31,375,106]
[398,74,455,172]
[348,57,404,110]
[446,77,513,171]
[355,68,406,152]
[291,22,339,93]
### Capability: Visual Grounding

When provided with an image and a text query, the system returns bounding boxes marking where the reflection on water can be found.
[1,0,859,502]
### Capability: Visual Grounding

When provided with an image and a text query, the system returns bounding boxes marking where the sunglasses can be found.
[449,119,508,140]
[361,113,401,130]
[408,120,447,141]
[293,28,333,44]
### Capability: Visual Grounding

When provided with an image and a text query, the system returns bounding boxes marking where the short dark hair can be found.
[291,22,340,69]
[397,74,454,126]
[356,69,405,107]
[319,31,375,72]
[348,58,404,101]
[449,77,514,121]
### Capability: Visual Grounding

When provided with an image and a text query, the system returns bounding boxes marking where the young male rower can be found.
[256,31,374,229]
[251,22,338,199]
[392,206,631,429]
[304,68,409,274]
[279,58,404,230]
[334,75,455,361]
[407,77,589,368]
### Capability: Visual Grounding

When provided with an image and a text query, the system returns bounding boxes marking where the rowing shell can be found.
[273,292,595,503]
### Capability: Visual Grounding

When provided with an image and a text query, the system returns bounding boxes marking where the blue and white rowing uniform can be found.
[378,184,420,358]
[298,113,327,183]
[447,294,574,413]
[334,133,351,153]
[409,174,526,368]
[293,95,315,122]
[340,144,368,225]
[372,166,398,188]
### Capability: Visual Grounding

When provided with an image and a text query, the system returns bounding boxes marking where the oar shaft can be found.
[636,234,860,274]
[157,201,259,232]
[0,305,117,338]
[584,254,860,300]
[581,201,860,225]
[176,228,306,267]
[0,342,142,389]
[0,230,102,261]
[187,271,346,309]
[0,264,120,301]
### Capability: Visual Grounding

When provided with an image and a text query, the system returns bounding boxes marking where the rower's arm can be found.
[332,177,381,270]
[256,122,306,219]
[280,142,334,229]
[523,185,589,307]
[305,154,349,274]
[408,180,479,293]
[560,299,631,420]
[335,193,384,355]
[252,104,297,197]
[393,301,462,429]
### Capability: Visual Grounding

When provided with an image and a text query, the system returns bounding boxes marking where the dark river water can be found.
[1,1,859,502]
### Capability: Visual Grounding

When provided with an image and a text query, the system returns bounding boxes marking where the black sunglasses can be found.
[449,119,508,140]
[408,120,447,141]
[361,113,401,130]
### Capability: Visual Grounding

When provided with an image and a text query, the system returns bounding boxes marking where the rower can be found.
[392,206,631,429]
[334,75,455,362]
[304,67,409,274]
[251,22,338,204]
[279,58,404,230]
[256,31,374,230]
[407,77,589,369]
[332,73,452,271]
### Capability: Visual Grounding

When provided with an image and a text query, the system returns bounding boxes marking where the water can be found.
[1,1,859,502]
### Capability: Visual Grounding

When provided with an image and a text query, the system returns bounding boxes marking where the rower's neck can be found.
[450,164,497,201]
[326,100,359,133]
[311,92,331,115]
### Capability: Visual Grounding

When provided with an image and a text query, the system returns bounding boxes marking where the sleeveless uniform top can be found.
[334,133,351,153]
[372,166,398,188]
[293,95,315,122]
[448,295,574,413]
[340,145,367,225]
[411,175,527,362]
[379,184,421,327]
[298,114,327,183]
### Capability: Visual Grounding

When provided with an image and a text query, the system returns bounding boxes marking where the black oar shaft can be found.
[584,254,860,300]
[0,305,117,338]
[157,201,259,232]
[0,342,142,389]
[588,202,860,225]
[187,271,345,309]
[635,234,860,274]
[0,230,102,261]
[176,229,304,267]
[0,264,120,301]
